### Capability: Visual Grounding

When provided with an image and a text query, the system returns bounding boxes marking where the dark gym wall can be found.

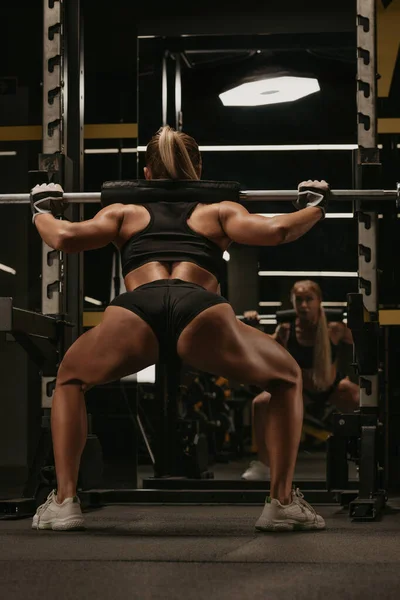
[0,28,42,481]
[136,0,355,36]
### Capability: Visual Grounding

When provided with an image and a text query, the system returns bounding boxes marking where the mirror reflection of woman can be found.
[242,280,359,481]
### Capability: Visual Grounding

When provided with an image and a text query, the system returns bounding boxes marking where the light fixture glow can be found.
[121,364,156,384]
[219,76,320,107]
[198,144,357,151]
[84,296,103,306]
[84,148,120,154]
[259,301,347,307]
[259,301,283,307]
[135,144,356,152]
[0,263,16,275]
[258,271,358,278]
[257,213,353,219]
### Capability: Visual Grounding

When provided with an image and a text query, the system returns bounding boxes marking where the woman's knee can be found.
[56,357,86,388]
[337,378,360,405]
[253,391,271,407]
[56,349,101,390]
[288,358,302,385]
[270,355,302,389]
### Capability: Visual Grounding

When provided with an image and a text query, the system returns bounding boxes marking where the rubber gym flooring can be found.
[1,453,400,600]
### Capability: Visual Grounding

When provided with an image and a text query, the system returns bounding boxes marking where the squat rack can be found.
[0,0,397,520]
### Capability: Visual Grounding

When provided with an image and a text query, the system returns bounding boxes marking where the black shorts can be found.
[109,279,229,359]
[304,371,345,404]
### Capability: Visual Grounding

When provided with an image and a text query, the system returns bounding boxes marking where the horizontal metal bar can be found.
[240,189,397,201]
[139,33,356,53]
[0,192,101,204]
[0,489,358,517]
[0,189,397,204]
[142,478,358,491]
[0,297,58,339]
[78,488,344,505]
[0,498,37,519]
[12,307,58,340]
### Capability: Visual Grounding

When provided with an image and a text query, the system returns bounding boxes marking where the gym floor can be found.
[1,454,400,600]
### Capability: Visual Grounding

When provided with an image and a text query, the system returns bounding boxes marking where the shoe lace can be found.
[36,489,56,529]
[293,487,318,519]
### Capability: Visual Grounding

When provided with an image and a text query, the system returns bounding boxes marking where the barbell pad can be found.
[276,307,345,323]
[101,179,241,207]
[276,309,297,323]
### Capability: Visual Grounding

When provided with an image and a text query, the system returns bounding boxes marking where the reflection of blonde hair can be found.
[145,125,201,180]
[291,280,332,391]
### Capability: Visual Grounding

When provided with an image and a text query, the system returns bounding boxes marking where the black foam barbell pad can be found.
[276,308,345,323]
[101,179,241,206]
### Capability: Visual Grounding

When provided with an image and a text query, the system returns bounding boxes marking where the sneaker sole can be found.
[32,517,85,531]
[255,520,326,532]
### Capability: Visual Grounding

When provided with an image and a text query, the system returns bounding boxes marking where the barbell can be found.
[0,188,398,204]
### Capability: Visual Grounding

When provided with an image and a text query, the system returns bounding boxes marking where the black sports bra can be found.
[119,201,225,280]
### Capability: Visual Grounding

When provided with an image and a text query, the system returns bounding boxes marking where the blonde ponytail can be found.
[173,134,200,180]
[145,125,201,179]
[156,125,200,180]
[312,307,333,390]
[158,126,179,178]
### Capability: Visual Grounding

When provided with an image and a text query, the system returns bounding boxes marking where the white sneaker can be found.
[255,488,326,532]
[241,460,270,481]
[32,490,85,531]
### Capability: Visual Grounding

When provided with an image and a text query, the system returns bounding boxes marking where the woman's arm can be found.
[272,322,291,346]
[219,201,323,246]
[329,321,354,344]
[340,323,354,344]
[34,205,125,253]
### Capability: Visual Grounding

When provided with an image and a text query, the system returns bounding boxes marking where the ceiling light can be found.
[219,76,320,107]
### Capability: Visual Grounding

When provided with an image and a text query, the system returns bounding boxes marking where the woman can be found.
[30,125,328,532]
[242,280,359,481]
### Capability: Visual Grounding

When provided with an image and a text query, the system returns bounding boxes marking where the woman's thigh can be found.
[57,306,159,388]
[177,303,300,389]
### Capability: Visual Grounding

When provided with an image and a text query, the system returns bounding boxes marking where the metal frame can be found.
[346,0,386,520]
[78,489,358,507]
[161,51,183,131]
[162,52,168,126]
[40,0,84,408]
[0,297,59,340]
[64,0,84,346]
[42,0,64,318]
[138,32,356,54]
[41,0,65,420]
